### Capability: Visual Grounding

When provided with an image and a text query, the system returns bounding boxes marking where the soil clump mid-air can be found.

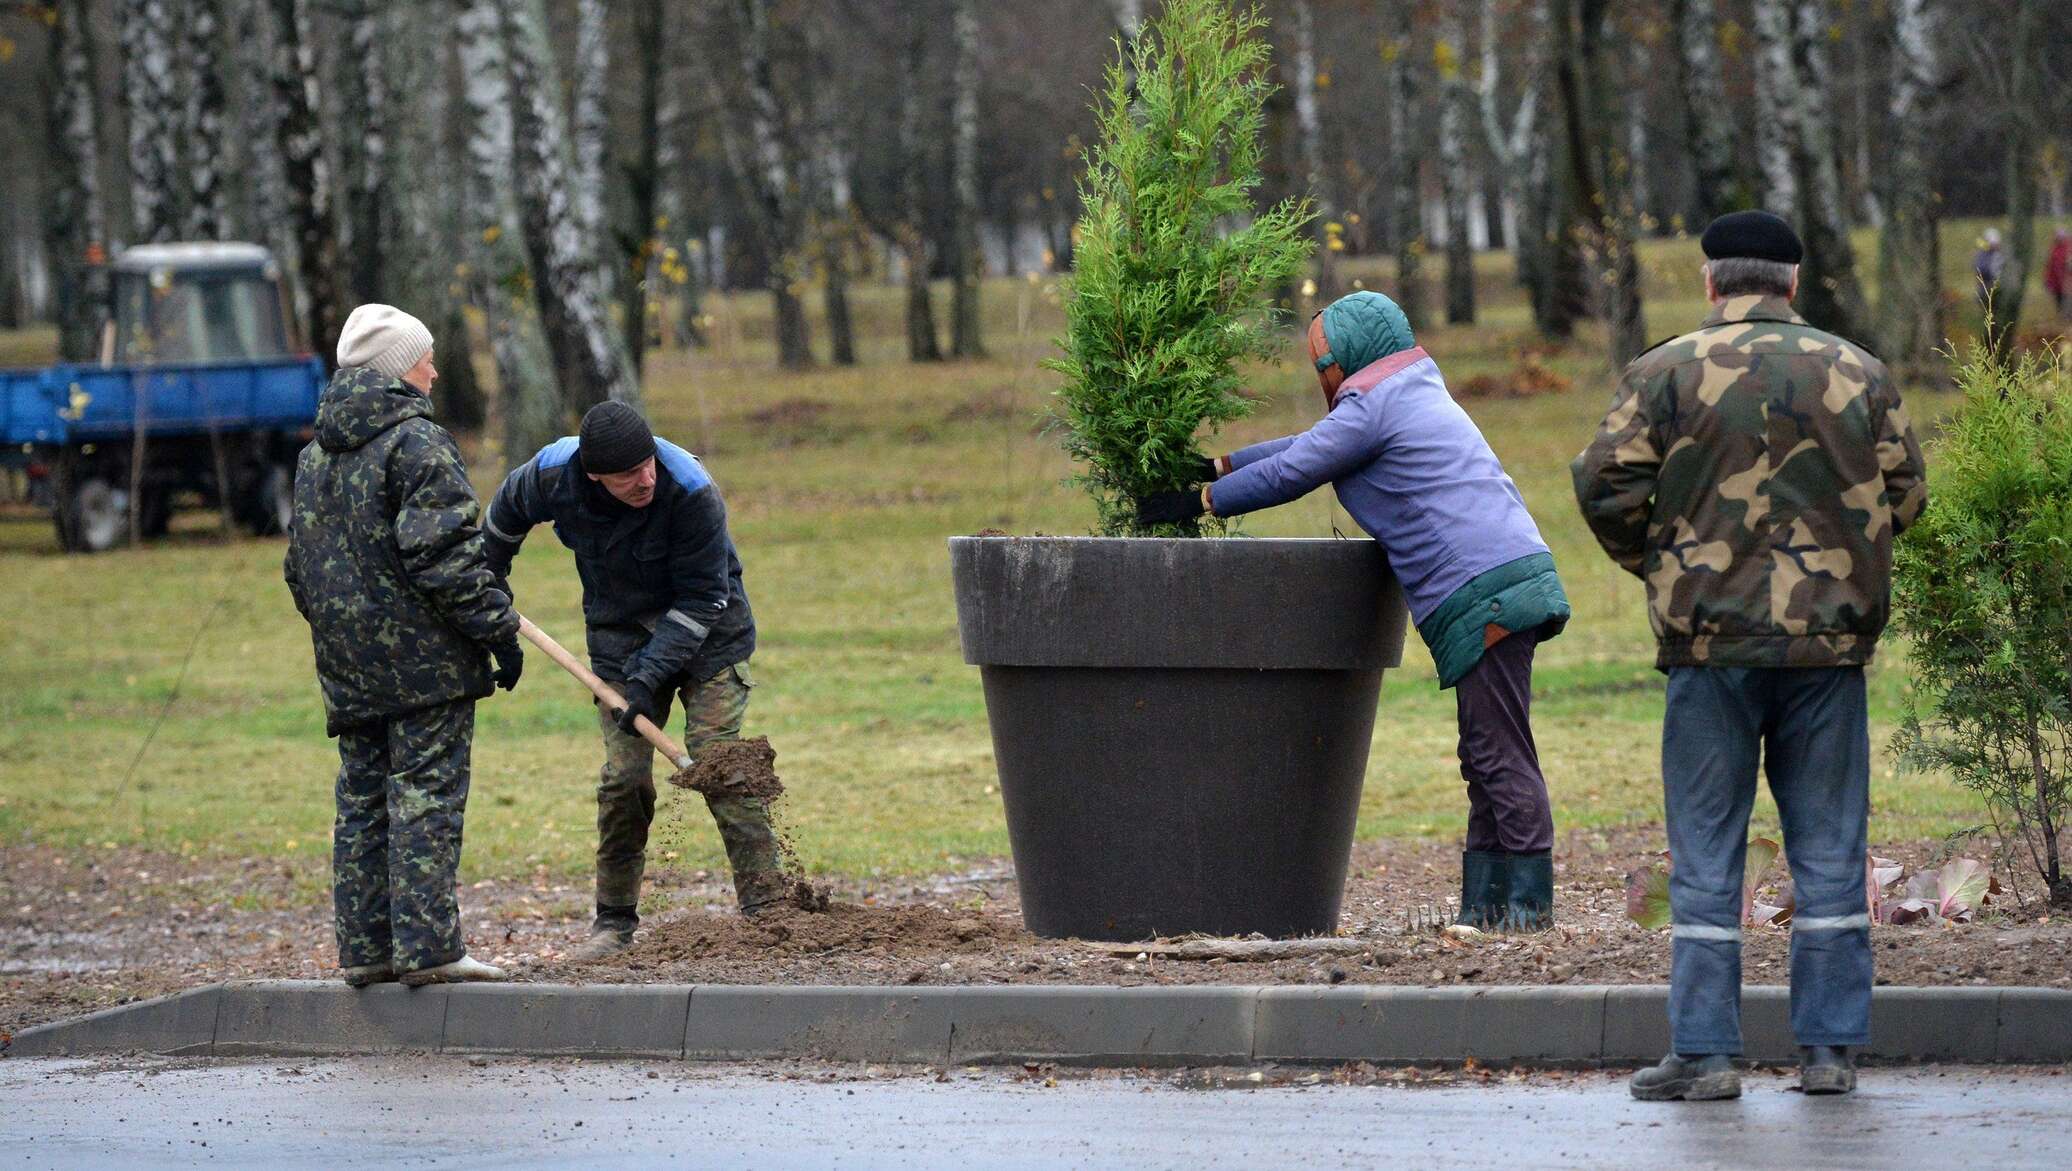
[669,736,784,801]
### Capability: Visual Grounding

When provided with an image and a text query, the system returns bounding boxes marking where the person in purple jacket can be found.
[1136,291,1573,929]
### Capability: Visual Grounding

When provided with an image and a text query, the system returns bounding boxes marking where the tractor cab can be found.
[107,242,297,366]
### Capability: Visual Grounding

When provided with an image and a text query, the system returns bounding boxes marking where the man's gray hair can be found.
[1707,257,1797,298]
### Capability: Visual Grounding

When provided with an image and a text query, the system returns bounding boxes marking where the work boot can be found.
[734,868,796,917]
[1799,1046,1857,1095]
[340,962,396,988]
[1628,1053,1742,1101]
[1501,850,1555,932]
[570,904,639,962]
[399,954,507,986]
[1456,850,1508,928]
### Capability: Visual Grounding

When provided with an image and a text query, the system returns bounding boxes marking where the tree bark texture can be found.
[457,0,560,462]
[1478,0,1552,330]
[714,0,813,368]
[898,3,942,362]
[342,0,389,303]
[573,0,611,276]
[1874,0,1944,368]
[1784,0,1874,345]
[1436,9,1474,324]
[1293,0,1341,304]
[1554,0,1646,364]
[804,15,856,367]
[183,0,230,240]
[949,0,986,357]
[1671,0,1738,222]
[47,0,108,362]
[621,0,666,376]
[1386,2,1425,331]
[499,0,642,411]
[235,0,292,262]
[1988,0,2043,359]
[1750,0,1798,218]
[122,0,180,246]
[266,0,344,363]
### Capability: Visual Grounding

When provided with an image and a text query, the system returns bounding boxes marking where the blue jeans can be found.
[1662,667,1873,1055]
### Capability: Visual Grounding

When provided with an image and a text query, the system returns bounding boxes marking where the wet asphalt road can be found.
[2,1057,2065,1169]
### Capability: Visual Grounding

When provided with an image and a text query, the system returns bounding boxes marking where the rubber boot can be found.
[400,954,507,985]
[570,903,639,962]
[1799,1046,1857,1095]
[1457,851,1509,928]
[1628,1053,1741,1101]
[340,962,395,988]
[1502,850,1555,932]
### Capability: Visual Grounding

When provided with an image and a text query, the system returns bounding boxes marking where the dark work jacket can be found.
[283,366,518,735]
[482,437,754,689]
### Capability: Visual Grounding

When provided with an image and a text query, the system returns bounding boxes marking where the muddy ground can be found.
[6,828,2068,1038]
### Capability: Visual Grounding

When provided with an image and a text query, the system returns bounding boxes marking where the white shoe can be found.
[341,962,396,988]
[399,954,507,985]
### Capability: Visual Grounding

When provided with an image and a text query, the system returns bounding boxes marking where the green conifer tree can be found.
[1045,0,1313,536]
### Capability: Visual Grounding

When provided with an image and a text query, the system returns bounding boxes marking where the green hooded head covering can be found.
[1315,291,1416,379]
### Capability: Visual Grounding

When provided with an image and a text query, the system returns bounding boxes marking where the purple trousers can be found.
[1455,627,1556,853]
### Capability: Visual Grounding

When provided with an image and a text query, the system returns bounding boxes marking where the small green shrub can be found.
[1892,342,2072,907]
[1044,0,1313,536]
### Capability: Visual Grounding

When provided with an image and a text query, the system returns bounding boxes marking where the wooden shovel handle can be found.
[516,613,693,770]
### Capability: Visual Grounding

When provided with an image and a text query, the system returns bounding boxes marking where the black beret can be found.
[1700,210,1804,265]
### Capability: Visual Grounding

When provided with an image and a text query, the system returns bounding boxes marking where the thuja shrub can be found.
[1045,0,1313,536]
[1892,343,2072,907]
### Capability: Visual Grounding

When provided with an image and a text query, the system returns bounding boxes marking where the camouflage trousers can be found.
[595,662,790,912]
[332,699,474,973]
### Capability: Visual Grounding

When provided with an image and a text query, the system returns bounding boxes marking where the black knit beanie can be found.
[578,401,656,474]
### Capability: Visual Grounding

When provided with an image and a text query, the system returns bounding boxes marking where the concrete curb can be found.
[8,983,2069,1066]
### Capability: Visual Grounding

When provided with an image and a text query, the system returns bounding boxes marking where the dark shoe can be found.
[1457,850,1509,928]
[340,961,396,988]
[1629,1053,1742,1101]
[1502,850,1554,932]
[1799,1046,1857,1095]
[570,904,638,962]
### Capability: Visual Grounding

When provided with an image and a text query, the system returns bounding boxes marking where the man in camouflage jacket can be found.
[1572,212,1927,1101]
[284,304,523,987]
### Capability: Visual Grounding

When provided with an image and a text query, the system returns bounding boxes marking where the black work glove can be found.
[1136,488,1207,527]
[490,636,524,692]
[1186,455,1220,484]
[613,680,657,735]
[491,574,514,606]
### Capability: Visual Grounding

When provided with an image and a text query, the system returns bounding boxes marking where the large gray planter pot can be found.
[949,536,1408,941]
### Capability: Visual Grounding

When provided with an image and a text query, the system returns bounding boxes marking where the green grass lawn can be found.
[0,220,2053,881]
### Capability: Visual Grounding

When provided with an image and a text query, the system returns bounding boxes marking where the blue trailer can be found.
[2,243,327,552]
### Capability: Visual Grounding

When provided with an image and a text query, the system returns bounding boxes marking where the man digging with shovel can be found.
[484,402,795,961]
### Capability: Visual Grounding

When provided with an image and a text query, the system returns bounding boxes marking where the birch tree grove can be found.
[805,14,857,367]
[949,0,986,358]
[1436,9,1474,324]
[236,0,291,263]
[266,0,343,362]
[182,0,229,240]
[712,0,813,368]
[572,0,610,270]
[1875,0,1945,367]
[122,0,180,246]
[1385,2,1425,330]
[1291,0,1340,304]
[499,0,640,412]
[898,4,943,362]
[1671,0,1738,222]
[47,0,106,362]
[1553,0,1646,364]
[457,0,559,461]
[1784,0,1873,344]
[1751,0,1798,219]
[342,1,388,302]
[1478,0,1554,330]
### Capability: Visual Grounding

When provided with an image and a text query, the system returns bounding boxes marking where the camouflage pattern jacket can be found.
[1571,295,1927,670]
[284,367,518,734]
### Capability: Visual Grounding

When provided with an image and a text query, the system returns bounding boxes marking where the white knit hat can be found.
[336,304,434,380]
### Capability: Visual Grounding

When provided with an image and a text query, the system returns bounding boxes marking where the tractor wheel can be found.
[59,474,130,553]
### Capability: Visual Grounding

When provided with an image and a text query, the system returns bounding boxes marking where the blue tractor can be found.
[2,243,327,552]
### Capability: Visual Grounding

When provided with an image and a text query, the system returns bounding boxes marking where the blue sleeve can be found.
[481,438,574,578]
[1227,435,1298,471]
[1209,396,1382,517]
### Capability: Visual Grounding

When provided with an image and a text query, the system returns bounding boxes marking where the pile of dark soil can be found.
[669,736,784,800]
[1454,358,1575,400]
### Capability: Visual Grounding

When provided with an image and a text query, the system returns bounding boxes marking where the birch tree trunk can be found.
[949,0,986,358]
[48,0,108,362]
[1436,9,1474,324]
[499,0,641,411]
[1478,0,1550,327]
[1671,0,1738,222]
[1554,0,1646,363]
[342,0,388,303]
[1292,0,1341,304]
[183,0,230,240]
[1785,0,1873,344]
[898,3,942,362]
[1386,2,1425,330]
[266,0,344,363]
[1987,0,2043,360]
[712,0,813,368]
[1875,0,1944,367]
[647,2,705,352]
[1751,0,1798,218]
[805,14,856,367]
[122,0,180,246]
[235,0,292,262]
[621,0,665,376]
[572,0,610,270]
[457,0,560,460]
